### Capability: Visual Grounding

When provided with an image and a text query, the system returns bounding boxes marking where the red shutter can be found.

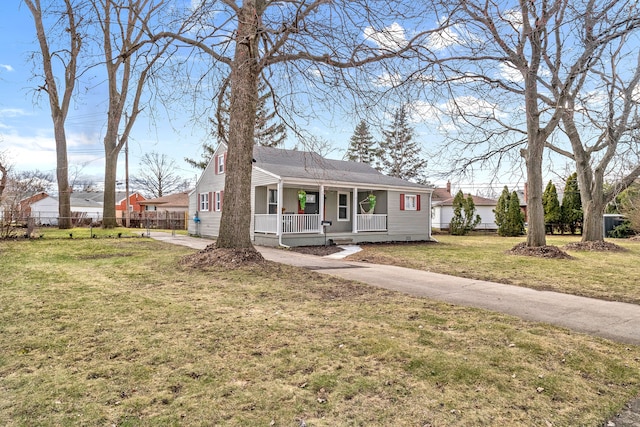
[220,190,224,209]
[197,193,200,212]
[417,194,421,211]
[208,192,213,211]
[223,153,227,173]
[400,194,405,211]
[214,155,219,175]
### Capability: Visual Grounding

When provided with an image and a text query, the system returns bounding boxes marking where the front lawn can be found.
[348,235,640,305]
[0,236,638,425]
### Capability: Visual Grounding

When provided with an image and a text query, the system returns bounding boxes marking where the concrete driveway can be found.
[149,232,640,346]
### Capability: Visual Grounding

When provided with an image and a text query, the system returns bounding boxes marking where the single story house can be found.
[138,191,190,229]
[431,182,499,231]
[188,144,434,247]
[29,193,103,225]
[139,191,189,213]
[21,191,144,225]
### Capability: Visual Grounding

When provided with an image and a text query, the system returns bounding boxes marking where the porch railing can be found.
[282,213,320,233]
[254,214,278,233]
[357,214,387,231]
[254,213,321,234]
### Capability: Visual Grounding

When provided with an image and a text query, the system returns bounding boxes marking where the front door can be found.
[303,192,320,214]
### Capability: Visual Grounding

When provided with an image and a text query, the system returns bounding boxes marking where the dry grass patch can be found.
[0,237,639,426]
[349,235,640,304]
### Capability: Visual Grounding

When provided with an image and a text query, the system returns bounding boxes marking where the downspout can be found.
[277,179,289,248]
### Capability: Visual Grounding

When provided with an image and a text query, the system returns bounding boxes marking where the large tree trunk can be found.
[216,1,261,249]
[525,140,547,247]
[102,132,119,228]
[54,119,72,229]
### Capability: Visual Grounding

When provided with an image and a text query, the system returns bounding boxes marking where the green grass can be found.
[349,234,640,304]
[0,236,639,426]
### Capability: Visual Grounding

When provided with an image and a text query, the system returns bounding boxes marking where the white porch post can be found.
[352,187,358,233]
[319,184,325,234]
[276,180,283,237]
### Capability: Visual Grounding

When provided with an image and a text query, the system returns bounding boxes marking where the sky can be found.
[0,4,214,190]
[3,2,628,198]
[0,2,374,192]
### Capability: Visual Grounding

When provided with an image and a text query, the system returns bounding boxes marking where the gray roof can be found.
[253,146,429,190]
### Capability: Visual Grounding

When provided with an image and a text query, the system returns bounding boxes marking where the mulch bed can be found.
[507,242,574,259]
[563,241,627,252]
[290,245,343,256]
[180,243,266,269]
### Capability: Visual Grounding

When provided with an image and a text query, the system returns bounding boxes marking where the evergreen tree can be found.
[449,190,481,235]
[542,180,561,233]
[495,187,524,236]
[561,173,582,234]
[378,106,427,183]
[505,191,525,236]
[185,82,286,170]
[345,120,377,164]
[494,186,510,232]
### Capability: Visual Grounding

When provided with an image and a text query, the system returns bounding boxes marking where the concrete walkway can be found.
[149,232,640,346]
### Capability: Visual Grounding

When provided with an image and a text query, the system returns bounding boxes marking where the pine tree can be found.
[561,173,582,234]
[505,191,525,236]
[345,120,376,164]
[542,180,561,233]
[185,82,286,170]
[449,190,481,235]
[494,186,510,233]
[378,106,427,183]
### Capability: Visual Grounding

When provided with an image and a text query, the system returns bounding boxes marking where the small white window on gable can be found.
[338,192,350,221]
[199,193,210,211]
[217,153,225,174]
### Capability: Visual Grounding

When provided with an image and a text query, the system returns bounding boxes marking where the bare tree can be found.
[133,152,190,198]
[95,0,174,228]
[547,46,640,242]
[24,0,83,229]
[0,157,7,204]
[417,0,640,247]
[159,0,434,251]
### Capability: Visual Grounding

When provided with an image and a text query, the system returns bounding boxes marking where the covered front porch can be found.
[252,183,388,239]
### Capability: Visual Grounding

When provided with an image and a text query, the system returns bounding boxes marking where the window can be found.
[400,194,421,211]
[338,192,349,221]
[216,154,225,174]
[213,191,224,211]
[268,189,278,214]
[199,192,209,211]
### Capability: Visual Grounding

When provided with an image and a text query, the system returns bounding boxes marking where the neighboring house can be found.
[431,182,499,231]
[139,192,189,213]
[29,193,103,225]
[115,192,146,223]
[21,191,143,225]
[189,144,434,247]
[138,192,190,229]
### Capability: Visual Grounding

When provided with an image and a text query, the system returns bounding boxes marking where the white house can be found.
[431,183,499,231]
[29,194,104,225]
[189,144,434,247]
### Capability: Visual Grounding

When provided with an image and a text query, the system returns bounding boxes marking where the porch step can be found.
[330,238,354,245]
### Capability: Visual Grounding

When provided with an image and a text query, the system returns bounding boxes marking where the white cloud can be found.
[426,22,462,51]
[498,62,524,83]
[0,108,27,118]
[0,64,14,72]
[444,96,505,119]
[2,129,103,172]
[364,22,407,51]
